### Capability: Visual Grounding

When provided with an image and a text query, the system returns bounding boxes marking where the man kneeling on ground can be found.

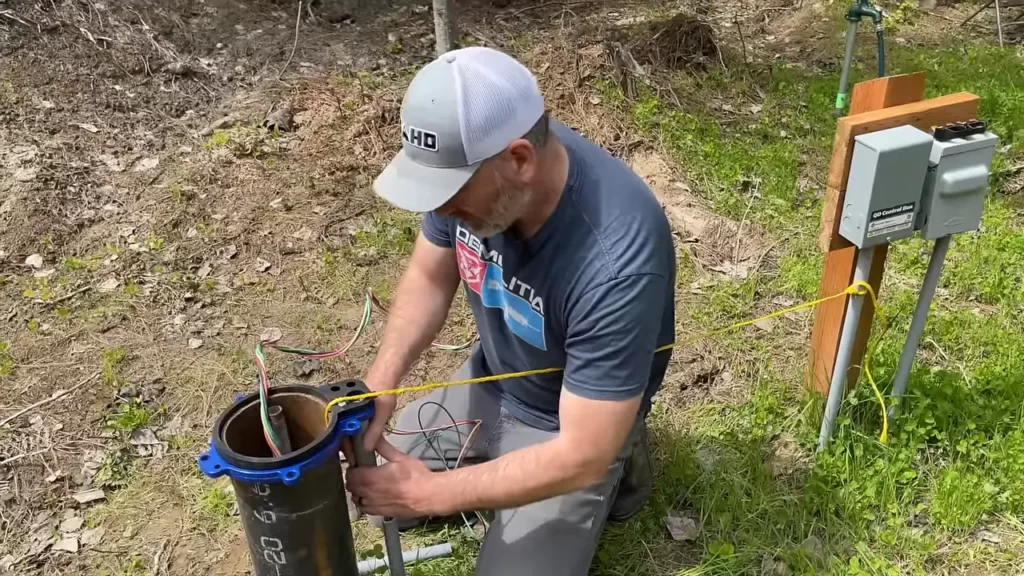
[346,46,677,576]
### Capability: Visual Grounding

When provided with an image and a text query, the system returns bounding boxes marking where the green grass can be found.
[101,346,128,387]
[195,480,235,532]
[558,40,1024,576]
[0,342,12,379]
[103,400,152,435]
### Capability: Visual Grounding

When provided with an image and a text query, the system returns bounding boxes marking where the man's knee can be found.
[474,461,625,576]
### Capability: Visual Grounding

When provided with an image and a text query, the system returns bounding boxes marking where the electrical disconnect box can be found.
[917,121,999,240]
[840,125,936,249]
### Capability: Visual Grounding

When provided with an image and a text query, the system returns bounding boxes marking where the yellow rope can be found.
[322,282,889,443]
[850,280,889,444]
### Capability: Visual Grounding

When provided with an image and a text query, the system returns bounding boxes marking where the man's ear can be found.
[505,139,538,183]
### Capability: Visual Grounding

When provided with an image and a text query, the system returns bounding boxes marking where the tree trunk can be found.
[433,0,458,56]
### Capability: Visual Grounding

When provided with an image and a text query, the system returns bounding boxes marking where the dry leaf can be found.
[761,556,789,576]
[33,268,56,279]
[221,244,238,259]
[292,358,322,377]
[76,123,100,133]
[292,227,314,241]
[129,427,166,458]
[97,277,121,293]
[196,263,212,278]
[59,516,84,533]
[255,258,272,273]
[98,154,125,172]
[134,157,159,172]
[665,514,701,541]
[52,536,79,553]
[709,261,754,280]
[79,450,104,481]
[158,415,185,439]
[978,530,1002,544]
[25,253,43,268]
[754,318,776,332]
[72,489,106,504]
[188,338,204,349]
[81,527,106,547]
[261,327,283,343]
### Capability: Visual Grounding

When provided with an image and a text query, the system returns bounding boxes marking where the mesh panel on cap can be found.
[452,47,544,164]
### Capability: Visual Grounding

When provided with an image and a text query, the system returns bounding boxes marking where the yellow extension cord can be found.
[323,281,889,444]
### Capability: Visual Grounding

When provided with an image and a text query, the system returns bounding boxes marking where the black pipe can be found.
[200,382,374,576]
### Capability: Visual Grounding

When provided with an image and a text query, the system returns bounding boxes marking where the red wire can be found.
[255,352,282,457]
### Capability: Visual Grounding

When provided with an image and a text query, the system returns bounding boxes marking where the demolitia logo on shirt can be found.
[455,225,547,351]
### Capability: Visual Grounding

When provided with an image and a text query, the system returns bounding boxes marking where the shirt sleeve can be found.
[562,273,668,402]
[421,211,452,248]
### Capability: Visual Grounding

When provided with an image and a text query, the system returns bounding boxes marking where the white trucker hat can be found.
[373,47,545,212]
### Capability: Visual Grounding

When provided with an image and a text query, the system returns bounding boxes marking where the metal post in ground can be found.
[834,20,860,116]
[888,235,952,417]
[818,246,876,452]
[355,423,407,576]
[995,0,1005,47]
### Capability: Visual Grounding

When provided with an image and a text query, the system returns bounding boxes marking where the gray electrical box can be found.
[840,125,935,249]
[917,131,998,240]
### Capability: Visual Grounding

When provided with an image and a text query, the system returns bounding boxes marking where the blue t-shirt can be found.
[422,120,676,431]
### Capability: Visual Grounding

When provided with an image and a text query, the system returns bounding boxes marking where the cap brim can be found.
[373,150,480,213]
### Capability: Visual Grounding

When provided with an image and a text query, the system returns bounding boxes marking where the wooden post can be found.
[807,73,980,394]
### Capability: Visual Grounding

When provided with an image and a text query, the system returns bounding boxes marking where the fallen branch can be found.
[278,1,303,81]
[510,1,593,17]
[47,285,92,306]
[0,9,32,26]
[0,447,50,467]
[0,373,99,428]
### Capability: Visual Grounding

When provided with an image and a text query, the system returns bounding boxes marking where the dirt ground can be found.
[0,0,1013,574]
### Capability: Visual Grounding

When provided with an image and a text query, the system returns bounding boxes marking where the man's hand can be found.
[346,441,439,519]
[361,381,397,453]
[362,389,642,518]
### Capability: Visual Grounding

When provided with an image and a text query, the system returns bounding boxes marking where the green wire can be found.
[255,343,283,453]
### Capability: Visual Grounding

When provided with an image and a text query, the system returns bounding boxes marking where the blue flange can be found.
[198,403,374,486]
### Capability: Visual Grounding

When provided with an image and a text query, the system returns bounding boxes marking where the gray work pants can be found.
[386,359,645,576]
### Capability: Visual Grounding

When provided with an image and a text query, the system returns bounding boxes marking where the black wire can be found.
[417,400,463,469]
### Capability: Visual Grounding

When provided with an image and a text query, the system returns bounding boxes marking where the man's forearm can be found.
[425,437,609,515]
[367,265,456,390]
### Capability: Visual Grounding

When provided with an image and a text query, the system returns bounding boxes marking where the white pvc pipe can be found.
[357,543,453,575]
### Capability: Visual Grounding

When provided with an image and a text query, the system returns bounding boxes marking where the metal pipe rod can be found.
[357,543,454,575]
[818,246,876,452]
[354,424,407,576]
[383,518,407,575]
[834,20,860,116]
[874,23,885,78]
[888,236,952,417]
[268,404,293,454]
[995,0,1005,47]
